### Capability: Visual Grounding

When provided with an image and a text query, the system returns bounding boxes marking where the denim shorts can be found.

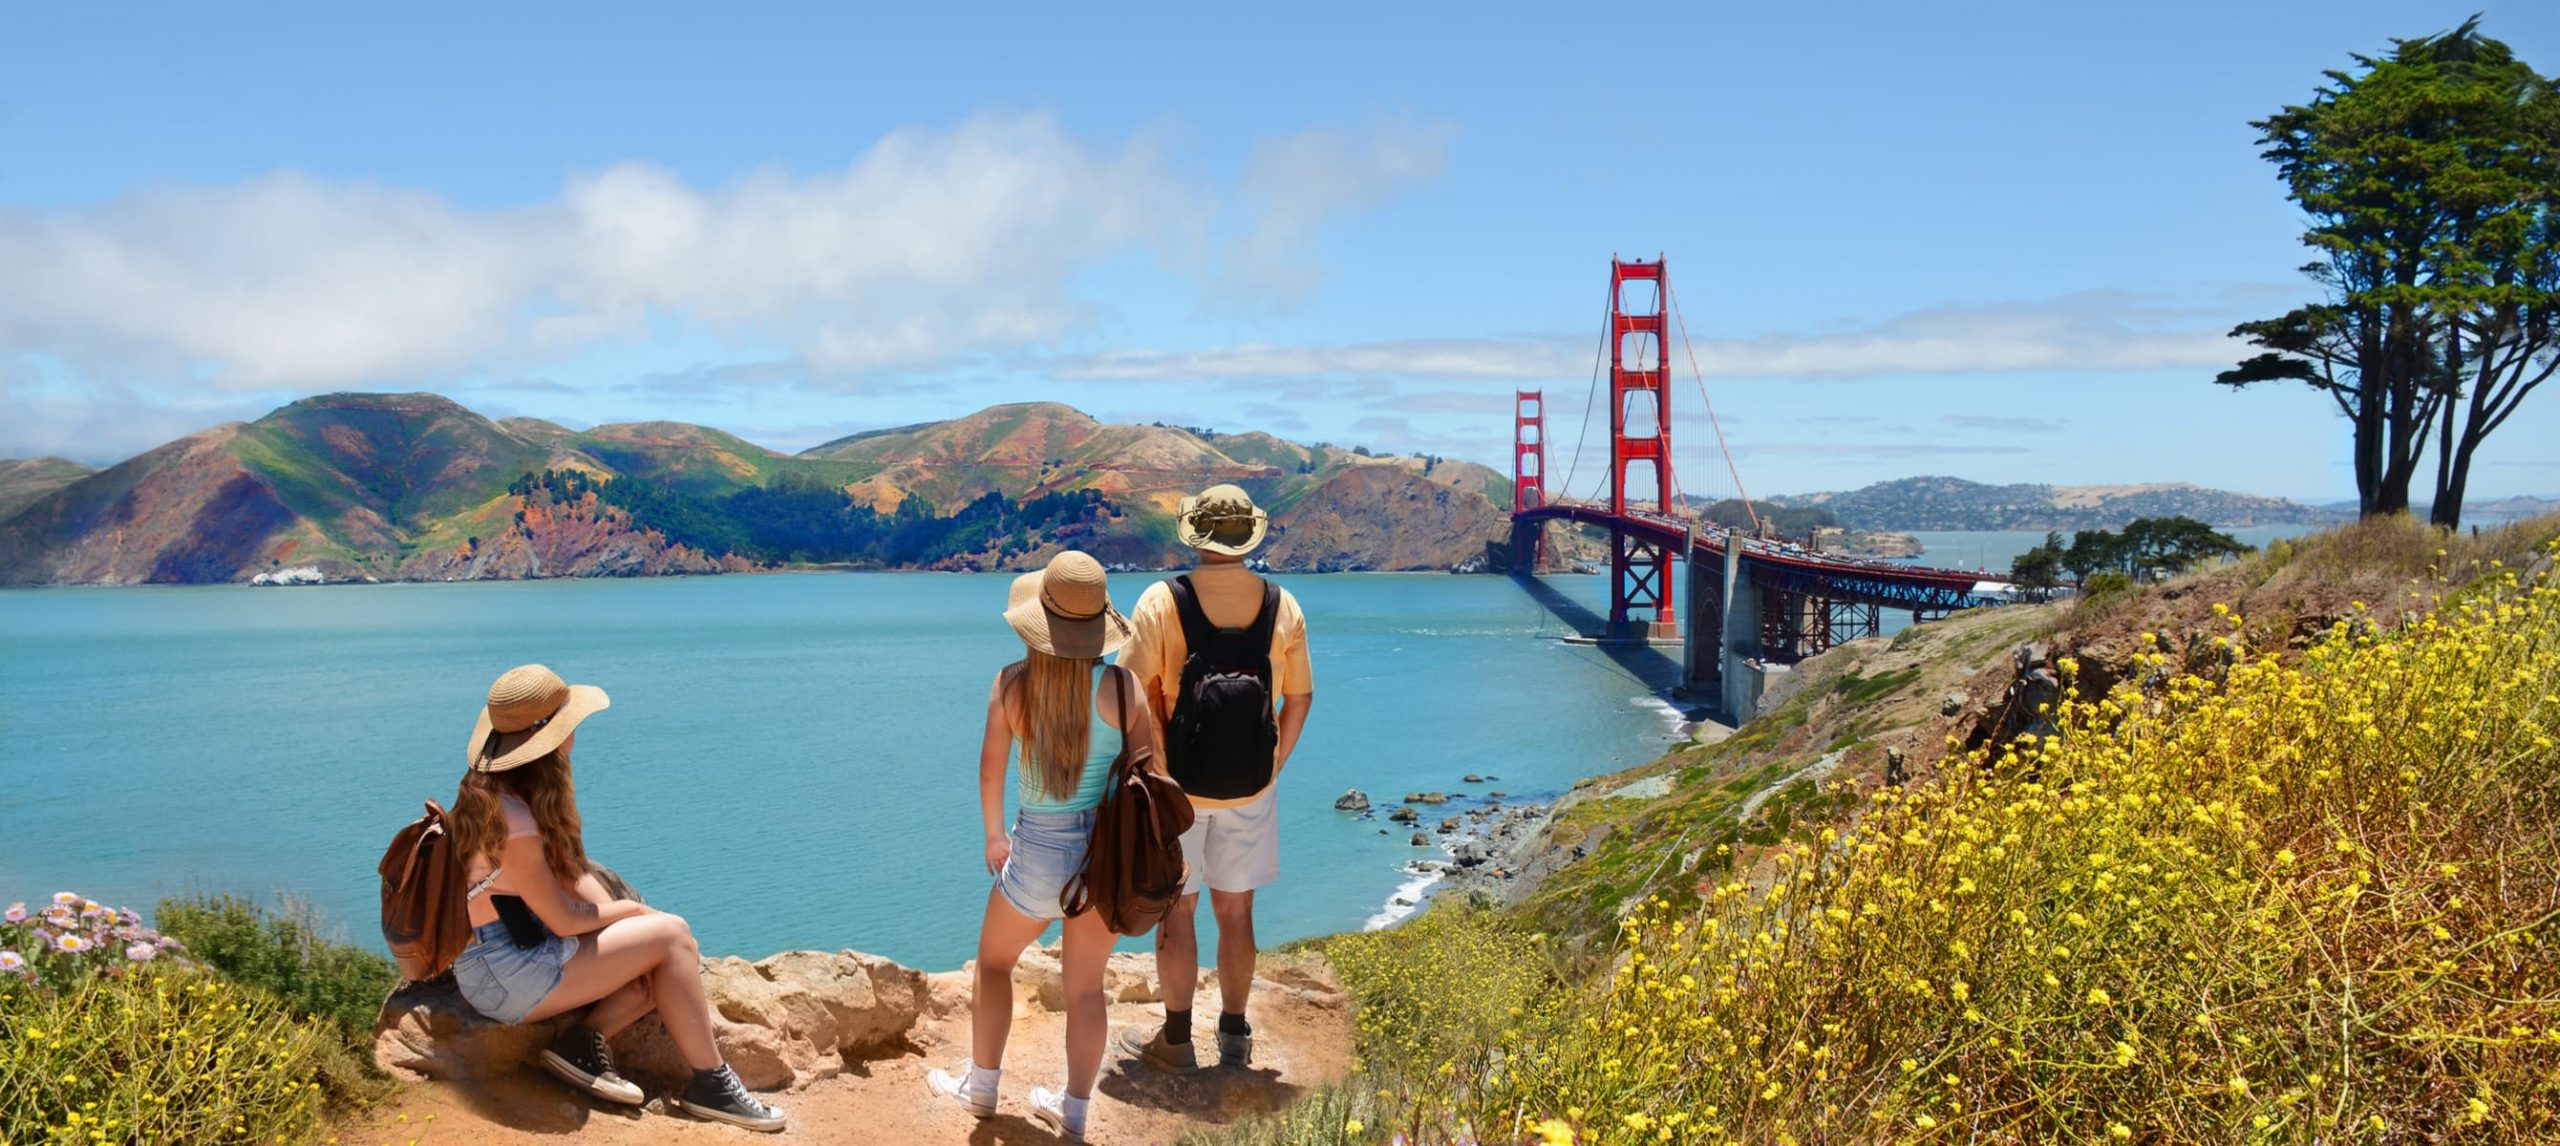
[453,919,575,1024]
[997,808,1096,921]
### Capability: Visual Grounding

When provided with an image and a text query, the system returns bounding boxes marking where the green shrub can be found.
[153,894,398,1043]
[1178,1080,1389,1146]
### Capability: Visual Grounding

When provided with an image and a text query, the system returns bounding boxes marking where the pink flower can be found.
[50,892,77,906]
[125,942,157,962]
[0,951,21,972]
[2,903,23,923]
[54,933,89,954]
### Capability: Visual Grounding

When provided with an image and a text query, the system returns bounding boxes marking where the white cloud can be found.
[0,113,1458,405]
[1064,289,2262,386]
[1223,118,1459,306]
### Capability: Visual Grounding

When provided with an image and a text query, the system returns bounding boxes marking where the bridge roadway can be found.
[1513,501,2013,719]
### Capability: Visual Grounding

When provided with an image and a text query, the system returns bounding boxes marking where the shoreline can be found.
[1341,782,1566,928]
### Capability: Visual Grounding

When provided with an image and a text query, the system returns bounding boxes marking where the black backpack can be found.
[1163,575,1281,800]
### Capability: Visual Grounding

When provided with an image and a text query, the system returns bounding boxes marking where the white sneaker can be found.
[925,1063,997,1118]
[1029,1085,1086,1141]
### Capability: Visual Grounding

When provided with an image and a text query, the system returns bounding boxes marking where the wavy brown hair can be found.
[450,745,589,885]
[1007,650,1099,800]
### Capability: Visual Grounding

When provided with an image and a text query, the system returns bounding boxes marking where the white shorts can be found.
[1180,789,1280,895]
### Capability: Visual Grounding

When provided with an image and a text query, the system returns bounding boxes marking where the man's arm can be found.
[1274,691,1313,775]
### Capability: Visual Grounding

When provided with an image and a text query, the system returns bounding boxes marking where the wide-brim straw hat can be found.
[1004,550,1132,659]
[466,664,610,772]
[1177,483,1268,556]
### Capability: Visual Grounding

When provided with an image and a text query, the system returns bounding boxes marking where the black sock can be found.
[1162,1007,1192,1045]
[1218,1011,1252,1037]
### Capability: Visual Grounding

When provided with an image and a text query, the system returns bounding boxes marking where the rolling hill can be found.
[1765,476,2345,531]
[0,394,1515,585]
[0,457,94,523]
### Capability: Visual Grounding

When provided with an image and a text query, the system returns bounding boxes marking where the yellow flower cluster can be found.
[1472,558,2560,1143]
[0,968,340,1143]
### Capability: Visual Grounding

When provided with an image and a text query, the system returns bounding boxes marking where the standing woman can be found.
[447,664,786,1133]
[927,551,1151,1141]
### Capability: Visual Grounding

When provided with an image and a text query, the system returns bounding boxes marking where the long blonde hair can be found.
[450,748,590,885]
[1011,649,1098,798]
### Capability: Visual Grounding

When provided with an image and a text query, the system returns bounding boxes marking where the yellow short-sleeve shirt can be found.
[1117,563,1312,808]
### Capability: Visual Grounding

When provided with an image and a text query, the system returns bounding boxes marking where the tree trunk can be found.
[2432,434,2474,530]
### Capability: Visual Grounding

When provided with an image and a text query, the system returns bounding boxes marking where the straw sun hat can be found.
[1176,484,1267,556]
[1004,551,1132,659]
[466,664,610,772]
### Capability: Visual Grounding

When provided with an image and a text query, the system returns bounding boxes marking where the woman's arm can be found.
[503,834,647,936]
[1117,666,1167,777]
[980,668,1016,875]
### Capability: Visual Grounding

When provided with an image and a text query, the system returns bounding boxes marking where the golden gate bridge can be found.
[1510,258,2012,718]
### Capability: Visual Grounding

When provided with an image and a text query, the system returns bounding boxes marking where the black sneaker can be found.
[539,1026,645,1106]
[671,1064,787,1133]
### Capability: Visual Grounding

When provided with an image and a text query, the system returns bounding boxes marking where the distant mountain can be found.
[1765,477,2347,532]
[0,394,1513,585]
[0,457,95,523]
[2317,495,2560,524]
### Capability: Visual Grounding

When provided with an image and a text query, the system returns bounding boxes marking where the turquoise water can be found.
[0,572,1688,969]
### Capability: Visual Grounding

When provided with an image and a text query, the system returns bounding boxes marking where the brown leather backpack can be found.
[1062,667,1195,936]
[378,800,471,982]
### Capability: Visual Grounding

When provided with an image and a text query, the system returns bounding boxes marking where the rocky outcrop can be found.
[1333,789,1370,811]
[1261,464,1509,573]
[375,948,930,1094]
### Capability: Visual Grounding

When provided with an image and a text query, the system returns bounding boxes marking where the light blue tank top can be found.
[1016,664,1122,814]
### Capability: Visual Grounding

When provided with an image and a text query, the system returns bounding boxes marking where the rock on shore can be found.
[375,948,929,1093]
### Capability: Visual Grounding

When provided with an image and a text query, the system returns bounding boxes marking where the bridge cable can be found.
[1554,272,1617,506]
[1668,279,1763,535]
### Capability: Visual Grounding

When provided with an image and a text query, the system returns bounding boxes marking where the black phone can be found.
[490,894,547,949]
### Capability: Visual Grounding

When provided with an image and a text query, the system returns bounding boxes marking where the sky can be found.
[2,1,2554,504]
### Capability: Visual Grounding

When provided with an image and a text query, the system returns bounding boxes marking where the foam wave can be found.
[1630,693,1687,735]
[1364,861,1448,930]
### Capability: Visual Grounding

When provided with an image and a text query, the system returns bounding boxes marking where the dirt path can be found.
[341,955,1353,1145]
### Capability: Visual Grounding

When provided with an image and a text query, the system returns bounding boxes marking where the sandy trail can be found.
[341,956,1354,1145]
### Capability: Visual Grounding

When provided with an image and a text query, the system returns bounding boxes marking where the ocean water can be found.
[1895,525,2320,578]
[0,571,1690,969]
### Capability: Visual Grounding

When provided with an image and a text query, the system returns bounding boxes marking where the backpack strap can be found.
[1167,574,1216,646]
[1244,580,1282,654]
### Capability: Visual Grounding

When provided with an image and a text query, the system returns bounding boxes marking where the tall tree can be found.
[2219,17,2558,527]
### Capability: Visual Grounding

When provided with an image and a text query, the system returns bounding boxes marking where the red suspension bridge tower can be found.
[1511,389,1547,571]
[1608,258,1678,640]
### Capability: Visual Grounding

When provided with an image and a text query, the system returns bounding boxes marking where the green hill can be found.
[0,394,1512,584]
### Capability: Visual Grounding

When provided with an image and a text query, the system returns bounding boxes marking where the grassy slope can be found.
[1204,514,2560,1145]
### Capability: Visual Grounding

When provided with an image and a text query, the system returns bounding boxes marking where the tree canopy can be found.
[2013,516,2249,589]
[2219,17,2558,528]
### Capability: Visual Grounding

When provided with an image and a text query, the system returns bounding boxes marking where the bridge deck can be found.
[1514,502,2009,613]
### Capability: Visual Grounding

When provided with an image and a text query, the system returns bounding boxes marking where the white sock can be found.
[1059,1090,1090,1132]
[964,1063,1000,1102]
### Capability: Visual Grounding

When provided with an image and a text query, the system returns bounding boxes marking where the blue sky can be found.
[3,1,2553,503]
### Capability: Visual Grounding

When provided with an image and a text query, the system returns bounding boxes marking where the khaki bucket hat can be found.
[466,664,610,772]
[1005,550,1133,659]
[1176,484,1267,556]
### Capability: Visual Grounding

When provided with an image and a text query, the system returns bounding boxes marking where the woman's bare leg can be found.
[522,914,721,1070]
[1057,909,1114,1099]
[970,886,1053,1072]
[561,872,658,1038]
[583,976,656,1038]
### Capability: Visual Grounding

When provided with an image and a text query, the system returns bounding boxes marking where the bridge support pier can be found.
[1719,544,1772,722]
[1681,551,1722,698]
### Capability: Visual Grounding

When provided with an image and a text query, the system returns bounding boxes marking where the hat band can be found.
[1040,585,1105,622]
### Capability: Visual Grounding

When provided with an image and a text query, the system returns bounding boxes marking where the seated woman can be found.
[447,664,785,1133]
[926,551,1153,1141]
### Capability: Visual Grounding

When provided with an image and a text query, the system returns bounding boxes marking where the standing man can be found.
[1115,484,1314,1072]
